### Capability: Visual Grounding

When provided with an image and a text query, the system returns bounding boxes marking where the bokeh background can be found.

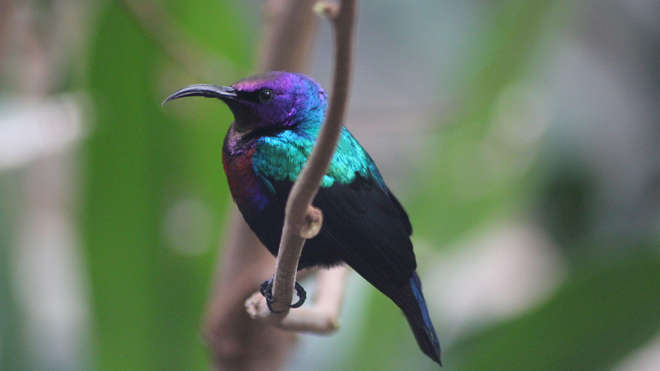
[2,0,660,370]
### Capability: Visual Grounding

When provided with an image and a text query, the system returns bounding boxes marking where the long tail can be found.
[392,272,442,365]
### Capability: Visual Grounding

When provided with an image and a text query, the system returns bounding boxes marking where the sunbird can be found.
[164,72,442,365]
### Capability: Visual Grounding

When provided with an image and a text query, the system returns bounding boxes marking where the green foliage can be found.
[0,178,26,371]
[81,1,252,369]
[331,2,660,370]
[451,252,660,371]
[408,0,560,247]
[161,0,255,66]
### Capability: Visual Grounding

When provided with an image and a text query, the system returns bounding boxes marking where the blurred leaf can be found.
[0,177,27,371]
[408,0,561,247]
[344,1,566,369]
[162,0,255,66]
[450,252,660,370]
[341,289,412,370]
[81,1,252,370]
[533,150,599,254]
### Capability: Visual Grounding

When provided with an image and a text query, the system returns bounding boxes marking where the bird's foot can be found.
[259,278,307,313]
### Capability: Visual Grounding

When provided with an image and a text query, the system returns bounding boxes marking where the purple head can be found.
[163,71,328,132]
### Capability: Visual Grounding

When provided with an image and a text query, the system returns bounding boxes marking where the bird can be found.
[163,71,442,365]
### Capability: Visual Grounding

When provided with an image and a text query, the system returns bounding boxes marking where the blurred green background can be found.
[1,0,659,370]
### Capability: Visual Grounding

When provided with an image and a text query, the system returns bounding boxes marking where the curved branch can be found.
[203,0,321,369]
[251,0,357,320]
[245,265,348,332]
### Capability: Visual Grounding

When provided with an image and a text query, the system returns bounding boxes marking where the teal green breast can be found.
[252,122,385,191]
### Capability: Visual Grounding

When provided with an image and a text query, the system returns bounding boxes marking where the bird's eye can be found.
[258,88,273,103]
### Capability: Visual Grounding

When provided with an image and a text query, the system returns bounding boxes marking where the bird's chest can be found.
[222,147,291,255]
[221,146,273,213]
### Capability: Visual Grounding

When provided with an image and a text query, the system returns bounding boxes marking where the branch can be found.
[203,208,296,370]
[245,265,348,333]
[202,0,321,369]
[248,0,357,324]
[260,0,321,72]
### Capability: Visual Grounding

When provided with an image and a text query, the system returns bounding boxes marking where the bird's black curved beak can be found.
[162,84,237,106]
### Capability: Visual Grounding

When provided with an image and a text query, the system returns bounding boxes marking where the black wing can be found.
[246,171,417,295]
[313,174,417,293]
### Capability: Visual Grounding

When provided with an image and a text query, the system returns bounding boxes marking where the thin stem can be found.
[202,0,321,369]
[262,0,357,316]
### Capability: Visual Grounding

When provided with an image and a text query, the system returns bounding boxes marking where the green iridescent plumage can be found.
[252,120,385,191]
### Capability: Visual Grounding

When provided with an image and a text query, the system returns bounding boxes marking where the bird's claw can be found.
[291,281,307,308]
[259,278,307,313]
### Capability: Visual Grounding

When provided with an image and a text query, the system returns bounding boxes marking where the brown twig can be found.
[260,0,320,72]
[245,265,348,333]
[202,1,321,369]
[203,209,294,371]
[245,0,357,326]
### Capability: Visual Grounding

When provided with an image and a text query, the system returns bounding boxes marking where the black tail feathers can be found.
[394,272,442,366]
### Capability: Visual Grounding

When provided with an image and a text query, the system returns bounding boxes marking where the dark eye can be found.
[258,88,273,103]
